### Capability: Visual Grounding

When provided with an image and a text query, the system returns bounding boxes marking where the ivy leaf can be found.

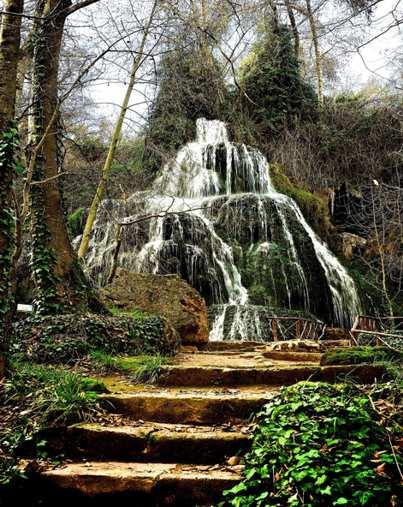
[334,498,349,505]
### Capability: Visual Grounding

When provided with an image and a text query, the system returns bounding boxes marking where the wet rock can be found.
[332,231,367,261]
[100,269,208,346]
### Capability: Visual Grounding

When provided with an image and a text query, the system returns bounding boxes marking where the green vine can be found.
[30,176,61,315]
[0,124,23,330]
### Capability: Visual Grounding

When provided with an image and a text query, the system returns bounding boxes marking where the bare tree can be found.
[78,0,159,259]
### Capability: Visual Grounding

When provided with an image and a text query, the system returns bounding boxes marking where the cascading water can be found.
[85,118,361,340]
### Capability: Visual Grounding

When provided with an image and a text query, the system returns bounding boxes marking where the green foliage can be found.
[222,382,400,506]
[109,306,151,321]
[89,351,167,384]
[321,346,402,366]
[30,159,61,315]
[5,362,102,424]
[0,361,103,485]
[12,313,178,364]
[238,24,317,136]
[67,207,85,238]
[0,124,23,326]
[144,44,228,173]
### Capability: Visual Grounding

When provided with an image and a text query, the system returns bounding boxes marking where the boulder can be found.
[100,270,209,346]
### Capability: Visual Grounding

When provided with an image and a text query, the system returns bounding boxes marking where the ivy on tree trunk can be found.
[0,0,24,375]
[29,0,100,315]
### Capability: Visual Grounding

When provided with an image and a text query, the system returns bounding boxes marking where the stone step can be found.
[46,422,250,464]
[158,363,385,387]
[39,461,243,505]
[320,339,351,349]
[262,351,322,362]
[101,387,277,425]
[201,341,265,352]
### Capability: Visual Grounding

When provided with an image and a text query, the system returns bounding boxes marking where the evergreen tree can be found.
[239,24,317,135]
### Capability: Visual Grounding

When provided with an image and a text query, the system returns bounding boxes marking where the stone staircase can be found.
[30,341,384,506]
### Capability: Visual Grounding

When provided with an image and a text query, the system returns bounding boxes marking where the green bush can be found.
[321,346,402,366]
[222,382,400,506]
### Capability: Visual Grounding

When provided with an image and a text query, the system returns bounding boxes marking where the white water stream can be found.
[85,119,361,339]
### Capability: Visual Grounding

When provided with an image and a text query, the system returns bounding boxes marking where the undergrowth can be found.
[0,361,105,486]
[89,350,167,383]
[221,382,401,507]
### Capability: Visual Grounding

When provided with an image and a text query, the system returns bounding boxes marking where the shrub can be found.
[222,382,400,506]
[143,44,228,174]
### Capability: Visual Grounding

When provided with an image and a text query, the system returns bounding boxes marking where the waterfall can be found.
[85,118,361,340]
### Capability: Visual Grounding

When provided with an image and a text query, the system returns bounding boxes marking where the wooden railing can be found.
[269,317,325,342]
[350,315,403,348]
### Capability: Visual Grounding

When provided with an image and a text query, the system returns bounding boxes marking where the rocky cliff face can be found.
[100,269,209,346]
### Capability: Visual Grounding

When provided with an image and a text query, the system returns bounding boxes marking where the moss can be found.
[321,346,402,366]
[270,164,331,238]
[67,207,85,238]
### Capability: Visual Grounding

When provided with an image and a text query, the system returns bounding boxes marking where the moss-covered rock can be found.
[321,346,402,366]
[269,163,332,239]
[12,313,179,364]
[100,270,209,346]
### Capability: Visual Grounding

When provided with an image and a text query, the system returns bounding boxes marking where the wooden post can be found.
[271,319,278,341]
[295,319,302,340]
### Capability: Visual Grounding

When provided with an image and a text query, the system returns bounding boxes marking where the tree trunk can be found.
[305,0,323,103]
[0,0,24,376]
[284,0,300,57]
[29,0,97,314]
[78,1,158,259]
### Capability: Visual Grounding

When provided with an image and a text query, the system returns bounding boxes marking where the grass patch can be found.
[221,382,401,507]
[89,351,167,383]
[109,306,151,321]
[0,361,105,486]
